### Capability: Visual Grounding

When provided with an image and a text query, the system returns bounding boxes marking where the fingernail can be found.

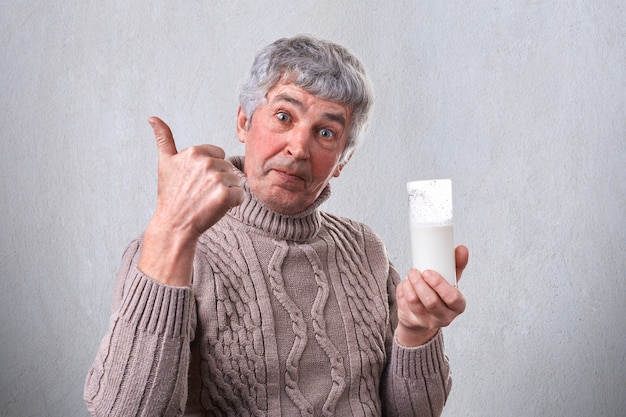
[423,270,437,281]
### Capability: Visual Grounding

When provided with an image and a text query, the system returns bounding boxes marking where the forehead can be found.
[266,82,353,124]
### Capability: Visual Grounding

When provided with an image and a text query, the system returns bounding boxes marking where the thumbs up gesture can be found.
[138,117,244,286]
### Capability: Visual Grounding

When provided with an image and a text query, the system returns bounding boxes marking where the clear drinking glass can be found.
[406,179,457,286]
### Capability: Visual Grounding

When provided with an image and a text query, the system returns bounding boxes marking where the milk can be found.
[409,224,456,285]
[406,179,456,286]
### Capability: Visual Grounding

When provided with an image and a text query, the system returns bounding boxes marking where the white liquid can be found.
[410,224,456,286]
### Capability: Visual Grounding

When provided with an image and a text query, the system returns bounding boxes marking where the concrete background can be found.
[1,1,624,416]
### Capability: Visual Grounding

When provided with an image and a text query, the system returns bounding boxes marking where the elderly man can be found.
[85,35,468,417]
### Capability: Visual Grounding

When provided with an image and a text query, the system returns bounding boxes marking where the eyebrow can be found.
[273,93,347,127]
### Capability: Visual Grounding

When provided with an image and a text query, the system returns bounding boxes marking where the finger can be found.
[455,245,469,281]
[226,185,245,208]
[399,272,421,307]
[423,270,466,313]
[193,151,241,187]
[149,116,178,160]
[415,270,446,311]
[405,269,441,313]
[194,143,226,160]
[216,167,244,189]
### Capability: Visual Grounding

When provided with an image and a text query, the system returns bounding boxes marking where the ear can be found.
[236,107,249,143]
[333,152,353,177]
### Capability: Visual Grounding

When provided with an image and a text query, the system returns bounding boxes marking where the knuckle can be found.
[449,292,466,312]
[405,292,419,305]
[186,145,201,157]
[422,297,438,310]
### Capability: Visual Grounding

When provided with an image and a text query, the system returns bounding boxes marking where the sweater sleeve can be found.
[381,264,452,417]
[84,238,196,417]
[381,331,452,417]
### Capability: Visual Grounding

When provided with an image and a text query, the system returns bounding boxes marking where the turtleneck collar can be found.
[225,156,331,242]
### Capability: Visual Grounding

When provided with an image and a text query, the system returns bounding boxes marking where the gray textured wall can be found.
[1,1,624,416]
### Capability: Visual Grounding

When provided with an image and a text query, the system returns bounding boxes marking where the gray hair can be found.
[239,35,374,162]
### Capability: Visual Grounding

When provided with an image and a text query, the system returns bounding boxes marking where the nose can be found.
[285,126,311,160]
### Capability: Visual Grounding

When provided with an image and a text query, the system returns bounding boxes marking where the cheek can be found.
[313,155,342,180]
[245,135,279,171]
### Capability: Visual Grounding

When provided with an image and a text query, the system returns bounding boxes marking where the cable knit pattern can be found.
[85,156,452,417]
[299,243,346,416]
[320,215,387,416]
[196,227,268,416]
[267,240,313,416]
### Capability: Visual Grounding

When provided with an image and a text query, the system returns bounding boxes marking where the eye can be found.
[276,112,290,123]
[319,128,334,139]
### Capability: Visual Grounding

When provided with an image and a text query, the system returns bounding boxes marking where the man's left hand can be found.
[395,245,469,347]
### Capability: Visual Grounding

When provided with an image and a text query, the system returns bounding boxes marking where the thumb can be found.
[149,116,177,159]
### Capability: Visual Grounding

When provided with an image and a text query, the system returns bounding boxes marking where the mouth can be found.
[268,161,311,184]
[272,168,306,182]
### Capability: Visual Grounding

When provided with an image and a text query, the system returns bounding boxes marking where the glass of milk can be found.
[406,179,457,286]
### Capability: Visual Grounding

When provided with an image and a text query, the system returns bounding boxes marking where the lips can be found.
[272,168,307,182]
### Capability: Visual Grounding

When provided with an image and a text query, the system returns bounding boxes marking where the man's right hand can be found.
[138,116,244,286]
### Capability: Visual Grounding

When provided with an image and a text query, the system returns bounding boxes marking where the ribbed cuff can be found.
[118,268,193,339]
[390,329,447,379]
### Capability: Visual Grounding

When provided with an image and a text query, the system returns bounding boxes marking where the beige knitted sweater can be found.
[85,157,451,417]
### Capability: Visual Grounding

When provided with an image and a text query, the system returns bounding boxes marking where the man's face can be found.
[237,81,353,215]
